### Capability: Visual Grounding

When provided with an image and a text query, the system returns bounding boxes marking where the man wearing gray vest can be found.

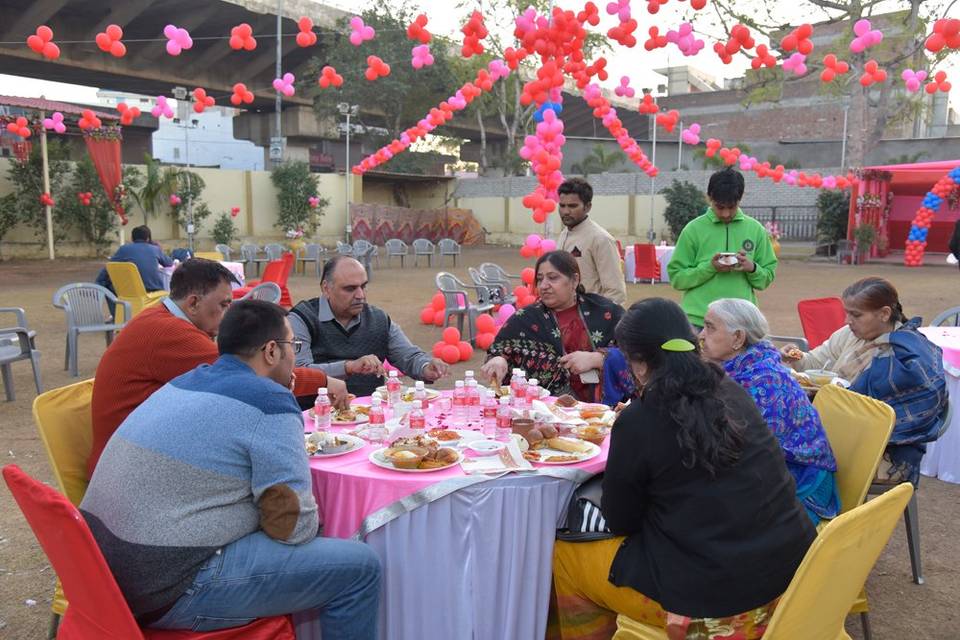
[289,256,448,396]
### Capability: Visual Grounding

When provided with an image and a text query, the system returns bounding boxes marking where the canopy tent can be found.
[848,159,960,257]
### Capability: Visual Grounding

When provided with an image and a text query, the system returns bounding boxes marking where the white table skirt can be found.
[921,370,960,483]
[160,261,245,291]
[624,245,674,283]
[294,475,578,640]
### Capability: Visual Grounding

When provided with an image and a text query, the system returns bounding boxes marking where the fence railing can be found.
[741,206,820,242]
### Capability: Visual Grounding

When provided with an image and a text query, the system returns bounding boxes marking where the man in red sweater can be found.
[89,259,346,477]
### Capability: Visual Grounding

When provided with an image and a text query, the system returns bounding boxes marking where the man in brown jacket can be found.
[557,178,627,305]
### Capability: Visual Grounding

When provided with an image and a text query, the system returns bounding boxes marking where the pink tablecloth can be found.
[307,400,608,539]
[919,327,960,484]
[919,326,960,375]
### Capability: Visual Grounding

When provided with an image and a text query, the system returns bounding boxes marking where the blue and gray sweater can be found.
[80,355,318,616]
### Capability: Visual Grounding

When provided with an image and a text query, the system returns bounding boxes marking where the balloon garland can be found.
[903,168,960,267]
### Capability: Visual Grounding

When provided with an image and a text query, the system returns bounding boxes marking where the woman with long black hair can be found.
[552,298,815,640]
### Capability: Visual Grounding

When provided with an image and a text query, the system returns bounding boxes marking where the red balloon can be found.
[457,341,474,361]
[519,245,536,259]
[432,341,446,358]
[475,332,494,350]
[532,210,547,224]
[420,307,435,324]
[431,292,446,311]
[441,344,461,364]
[521,267,535,285]
[476,314,495,333]
[443,326,461,345]
[514,285,529,300]
[433,310,445,326]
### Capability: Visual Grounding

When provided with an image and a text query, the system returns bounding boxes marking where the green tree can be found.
[571,144,627,177]
[169,171,213,234]
[131,154,180,223]
[270,161,325,234]
[59,158,119,256]
[816,189,851,244]
[211,212,238,246]
[0,139,71,246]
[661,179,708,241]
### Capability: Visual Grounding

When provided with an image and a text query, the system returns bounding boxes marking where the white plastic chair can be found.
[413,238,436,267]
[352,240,380,268]
[468,267,516,306]
[336,241,354,256]
[297,243,326,279]
[214,244,232,261]
[931,305,960,327]
[0,307,42,401]
[438,239,461,266]
[240,243,260,275]
[385,239,409,267]
[239,282,282,303]
[52,284,130,378]
[435,272,494,345]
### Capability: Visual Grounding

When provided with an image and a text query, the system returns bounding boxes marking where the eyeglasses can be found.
[269,339,302,354]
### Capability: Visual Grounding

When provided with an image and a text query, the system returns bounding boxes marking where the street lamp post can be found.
[173,86,196,252]
[338,103,358,243]
[648,115,658,242]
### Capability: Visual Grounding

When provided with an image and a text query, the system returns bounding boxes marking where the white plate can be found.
[307,409,371,427]
[527,439,601,465]
[368,447,462,473]
[306,433,366,458]
[375,386,442,403]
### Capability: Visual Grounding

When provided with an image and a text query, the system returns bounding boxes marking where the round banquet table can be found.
[160,260,245,290]
[295,398,608,640]
[919,326,960,484]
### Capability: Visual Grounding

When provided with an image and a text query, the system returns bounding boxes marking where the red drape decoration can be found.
[83,129,127,225]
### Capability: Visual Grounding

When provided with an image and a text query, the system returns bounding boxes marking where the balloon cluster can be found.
[925,18,960,53]
[533,100,563,122]
[821,55,850,83]
[272,72,296,97]
[901,69,928,93]
[638,94,658,114]
[78,109,102,130]
[750,44,777,70]
[308,196,321,208]
[117,102,141,126]
[681,123,701,145]
[152,96,175,119]
[656,109,680,133]
[704,136,853,190]
[6,116,31,139]
[646,0,668,14]
[782,53,808,77]
[296,17,317,47]
[77,192,93,206]
[96,24,127,57]
[229,23,257,51]
[407,14,431,43]
[925,71,951,94]
[192,88,215,113]
[461,11,488,57]
[615,76,635,98]
[349,17,375,46]
[645,27,667,51]
[520,103,565,224]
[859,60,887,87]
[318,66,343,89]
[520,233,558,259]
[230,206,241,217]
[850,19,883,53]
[606,0,631,20]
[714,24,754,64]
[27,26,60,60]
[231,83,255,106]
[780,23,814,55]
[608,16,638,48]
[432,327,475,364]
[43,112,66,133]
[665,23,704,57]
[169,194,182,206]
[39,193,55,207]
[164,24,193,56]
[365,56,390,81]
[904,168,960,267]
[411,44,434,69]
[583,84,657,176]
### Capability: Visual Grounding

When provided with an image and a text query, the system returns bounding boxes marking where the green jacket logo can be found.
[742,239,755,252]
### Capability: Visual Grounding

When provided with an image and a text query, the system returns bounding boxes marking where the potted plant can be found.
[211,212,238,249]
[853,223,877,264]
[764,221,782,257]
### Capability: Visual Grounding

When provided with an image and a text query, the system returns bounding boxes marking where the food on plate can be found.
[525,428,544,447]
[427,428,460,442]
[804,369,839,387]
[305,431,352,455]
[417,447,459,469]
[785,347,804,361]
[390,434,438,451]
[542,437,593,454]
[352,404,371,416]
[385,446,429,469]
[574,425,609,445]
[554,394,578,408]
[544,454,581,463]
[522,450,541,462]
[578,404,609,420]
[333,408,357,422]
[494,385,511,398]
[539,424,558,439]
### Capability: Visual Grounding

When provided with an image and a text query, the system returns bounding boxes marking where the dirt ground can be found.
[1,245,958,639]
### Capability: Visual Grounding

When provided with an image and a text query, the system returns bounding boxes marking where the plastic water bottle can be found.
[482,389,498,438]
[409,400,426,431]
[466,380,481,427]
[314,387,332,432]
[413,380,427,404]
[496,396,513,441]
[526,378,540,407]
[368,394,385,426]
[386,370,402,407]
[464,370,476,387]
[511,369,527,408]
[452,381,467,424]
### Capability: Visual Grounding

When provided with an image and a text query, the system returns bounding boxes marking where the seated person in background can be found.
[290,256,448,397]
[481,250,623,402]
[95,224,172,293]
[781,277,946,485]
[552,298,815,639]
[89,258,346,478]
[81,300,381,637]
[700,298,839,525]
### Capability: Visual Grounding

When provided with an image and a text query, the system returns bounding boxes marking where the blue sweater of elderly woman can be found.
[723,341,840,524]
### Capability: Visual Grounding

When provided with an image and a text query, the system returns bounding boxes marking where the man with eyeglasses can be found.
[89,258,348,478]
[82,300,381,638]
[290,255,449,396]
[667,167,778,332]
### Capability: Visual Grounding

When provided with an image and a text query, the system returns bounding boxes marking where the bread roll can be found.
[545,437,592,453]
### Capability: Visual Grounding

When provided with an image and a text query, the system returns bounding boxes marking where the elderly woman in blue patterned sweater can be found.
[699,298,840,524]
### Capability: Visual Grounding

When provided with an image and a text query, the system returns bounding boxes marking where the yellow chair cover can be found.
[32,379,95,616]
[106,262,167,323]
[193,251,225,260]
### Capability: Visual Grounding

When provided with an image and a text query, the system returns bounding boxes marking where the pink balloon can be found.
[498,304,516,322]
[541,239,557,252]
[525,234,542,249]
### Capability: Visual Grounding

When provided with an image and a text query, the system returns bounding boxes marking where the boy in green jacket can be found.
[668,168,778,329]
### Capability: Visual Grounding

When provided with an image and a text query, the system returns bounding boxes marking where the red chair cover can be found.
[632,244,660,282]
[2,465,295,640]
[797,297,846,349]
[233,253,294,308]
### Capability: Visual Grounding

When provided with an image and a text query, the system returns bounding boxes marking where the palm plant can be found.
[131,154,180,223]
[570,144,626,177]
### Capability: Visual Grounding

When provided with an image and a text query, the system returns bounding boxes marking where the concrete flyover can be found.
[0,0,348,110]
